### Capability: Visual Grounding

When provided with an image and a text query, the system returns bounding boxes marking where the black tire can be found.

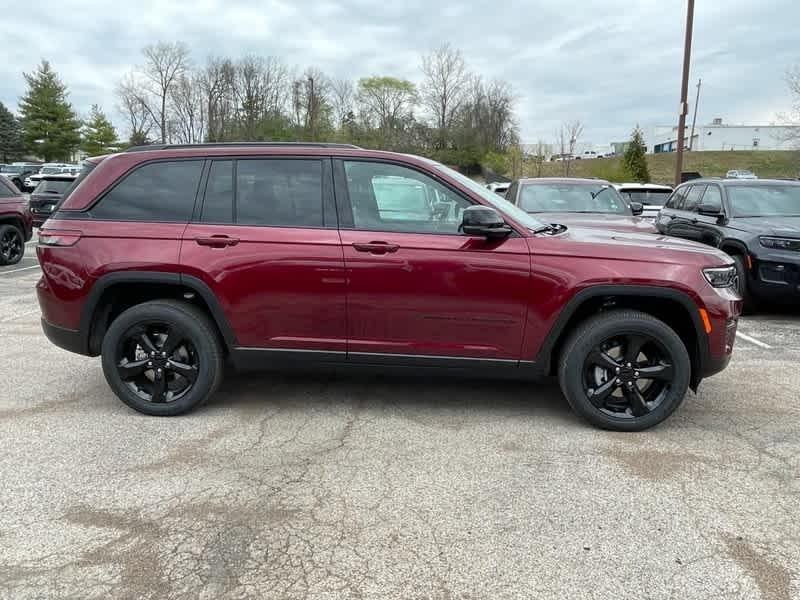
[558,310,691,432]
[101,300,224,416]
[0,224,25,266]
[732,255,755,313]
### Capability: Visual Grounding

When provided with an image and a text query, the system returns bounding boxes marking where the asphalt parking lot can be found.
[1,250,799,599]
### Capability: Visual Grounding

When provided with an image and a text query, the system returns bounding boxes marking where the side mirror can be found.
[629,201,644,216]
[460,205,513,239]
[698,203,722,217]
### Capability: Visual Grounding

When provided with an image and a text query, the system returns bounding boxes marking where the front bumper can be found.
[749,251,800,301]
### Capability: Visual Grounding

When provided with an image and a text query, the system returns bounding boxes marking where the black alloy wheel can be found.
[115,322,199,404]
[101,300,224,416]
[558,310,691,431]
[582,333,674,419]
[0,225,24,266]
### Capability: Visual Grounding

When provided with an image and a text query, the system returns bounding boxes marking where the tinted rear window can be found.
[236,159,323,227]
[619,189,672,206]
[34,179,72,194]
[88,160,203,222]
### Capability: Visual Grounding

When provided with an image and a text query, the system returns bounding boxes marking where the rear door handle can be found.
[352,241,399,254]
[195,235,239,248]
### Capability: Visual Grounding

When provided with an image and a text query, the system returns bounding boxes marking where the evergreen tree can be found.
[81,105,118,156]
[0,102,24,163]
[622,125,650,182]
[18,61,81,161]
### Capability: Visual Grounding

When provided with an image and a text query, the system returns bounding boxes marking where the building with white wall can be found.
[650,118,798,153]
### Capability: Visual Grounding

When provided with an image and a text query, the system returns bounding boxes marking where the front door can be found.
[180,158,347,353]
[335,159,531,361]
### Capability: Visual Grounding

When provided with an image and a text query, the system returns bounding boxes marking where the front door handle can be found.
[195,235,239,248]
[352,241,399,254]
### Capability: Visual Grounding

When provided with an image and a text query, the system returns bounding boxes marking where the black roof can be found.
[124,142,360,153]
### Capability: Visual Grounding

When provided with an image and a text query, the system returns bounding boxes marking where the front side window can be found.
[682,185,706,212]
[701,186,723,211]
[89,160,203,222]
[518,183,628,214]
[343,161,471,234]
[236,159,323,227]
[666,187,688,209]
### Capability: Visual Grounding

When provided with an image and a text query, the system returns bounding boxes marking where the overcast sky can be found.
[1,0,797,146]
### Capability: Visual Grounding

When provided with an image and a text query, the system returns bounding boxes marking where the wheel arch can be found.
[536,286,708,391]
[718,238,749,256]
[80,271,236,356]
[0,216,25,232]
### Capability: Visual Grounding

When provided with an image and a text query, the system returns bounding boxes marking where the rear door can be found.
[687,183,725,247]
[180,157,347,354]
[334,159,531,362]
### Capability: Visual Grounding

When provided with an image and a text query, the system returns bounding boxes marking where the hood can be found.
[532,212,657,234]
[535,225,732,267]
[730,216,800,237]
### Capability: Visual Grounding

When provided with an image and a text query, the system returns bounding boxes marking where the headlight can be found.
[759,236,800,252]
[703,265,737,288]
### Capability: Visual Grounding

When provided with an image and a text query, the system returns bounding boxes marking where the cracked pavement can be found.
[1,265,799,599]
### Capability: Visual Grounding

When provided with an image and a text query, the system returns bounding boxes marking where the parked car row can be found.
[0,162,80,192]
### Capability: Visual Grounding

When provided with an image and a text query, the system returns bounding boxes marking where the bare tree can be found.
[533,139,549,177]
[199,57,236,142]
[234,56,289,139]
[292,68,330,140]
[136,42,191,143]
[558,120,584,175]
[457,76,517,153]
[421,43,469,147]
[777,64,800,147]
[171,73,205,143]
[330,78,354,129]
[116,73,154,146]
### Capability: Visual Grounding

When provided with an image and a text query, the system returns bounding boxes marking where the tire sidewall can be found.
[0,224,24,266]
[101,303,220,416]
[560,316,691,431]
[732,255,754,311]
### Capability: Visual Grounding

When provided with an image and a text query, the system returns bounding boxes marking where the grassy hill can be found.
[522,150,800,185]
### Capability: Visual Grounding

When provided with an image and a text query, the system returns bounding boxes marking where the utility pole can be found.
[689,78,701,150]
[674,0,695,186]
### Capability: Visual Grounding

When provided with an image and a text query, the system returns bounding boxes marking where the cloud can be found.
[1,0,797,145]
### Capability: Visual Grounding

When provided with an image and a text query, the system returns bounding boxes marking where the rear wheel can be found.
[0,224,24,266]
[558,310,691,431]
[101,300,224,416]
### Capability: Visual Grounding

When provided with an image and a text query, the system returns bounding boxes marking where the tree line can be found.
[113,41,517,169]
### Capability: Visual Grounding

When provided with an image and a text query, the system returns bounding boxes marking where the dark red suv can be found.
[36,143,742,430]
[0,174,34,266]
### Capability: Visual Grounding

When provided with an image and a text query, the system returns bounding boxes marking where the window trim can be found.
[333,157,504,237]
[82,157,206,224]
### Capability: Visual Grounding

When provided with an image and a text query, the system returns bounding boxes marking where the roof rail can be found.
[124,142,361,152]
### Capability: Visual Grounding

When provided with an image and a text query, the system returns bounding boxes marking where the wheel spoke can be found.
[168,360,197,383]
[587,348,621,371]
[588,378,617,408]
[136,331,158,354]
[151,375,167,403]
[637,363,674,382]
[623,334,648,364]
[160,326,183,356]
[117,359,149,380]
[623,385,650,417]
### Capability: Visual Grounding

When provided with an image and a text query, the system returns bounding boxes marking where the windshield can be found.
[428,162,545,231]
[619,189,672,206]
[40,166,62,175]
[34,179,73,194]
[519,183,629,214]
[728,185,800,217]
[0,165,26,174]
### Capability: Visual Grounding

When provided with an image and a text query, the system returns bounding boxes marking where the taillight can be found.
[38,229,82,247]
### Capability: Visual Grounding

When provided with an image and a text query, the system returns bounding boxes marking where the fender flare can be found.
[80,271,237,355]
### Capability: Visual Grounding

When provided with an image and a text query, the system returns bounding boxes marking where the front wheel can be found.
[732,255,755,313]
[101,300,224,416]
[0,224,24,266]
[558,310,691,431]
